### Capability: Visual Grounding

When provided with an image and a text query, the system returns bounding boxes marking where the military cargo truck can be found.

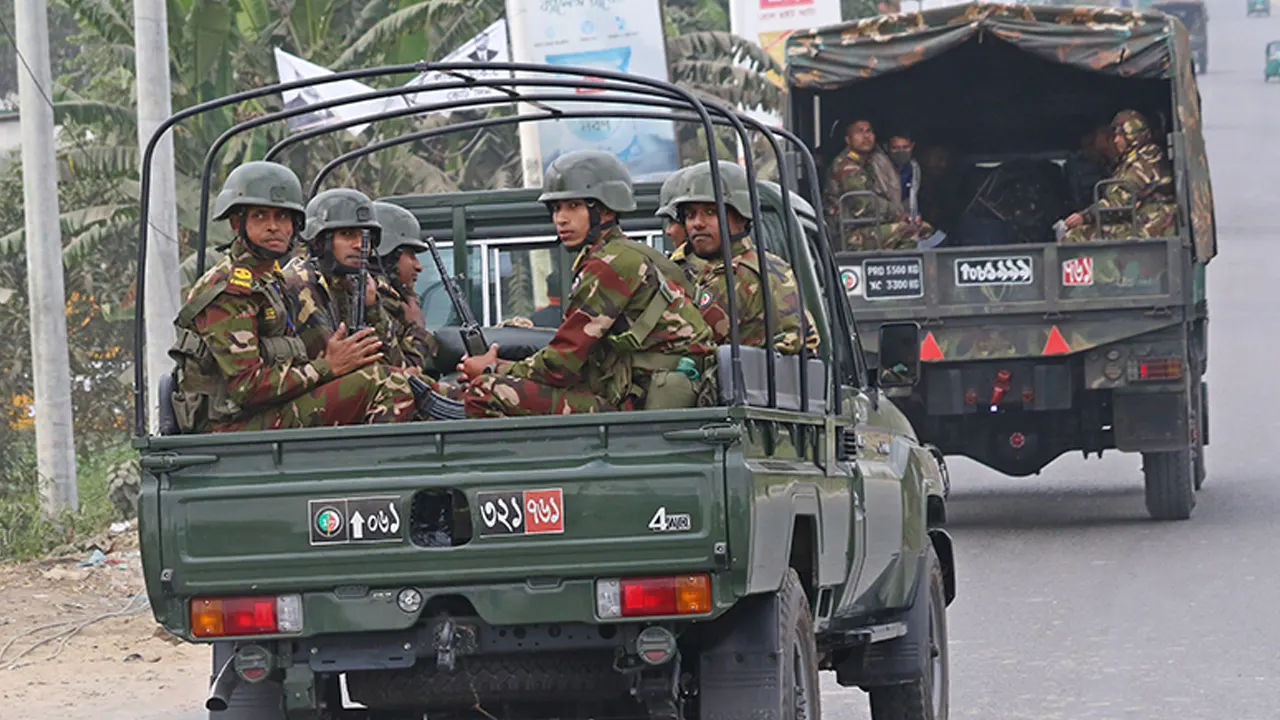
[785,3,1214,520]
[133,64,957,719]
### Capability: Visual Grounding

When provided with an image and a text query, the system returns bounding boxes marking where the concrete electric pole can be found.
[14,0,78,513]
[134,0,181,433]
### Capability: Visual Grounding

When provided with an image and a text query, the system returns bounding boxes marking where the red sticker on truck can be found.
[1062,257,1094,287]
[476,488,564,536]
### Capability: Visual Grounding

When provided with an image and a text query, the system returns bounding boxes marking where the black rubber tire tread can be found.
[209,642,287,720]
[345,650,628,711]
[868,547,949,720]
[1143,449,1196,521]
[779,567,822,720]
[106,457,141,521]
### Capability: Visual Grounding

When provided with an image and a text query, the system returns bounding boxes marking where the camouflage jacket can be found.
[502,226,715,398]
[823,149,898,233]
[669,242,709,285]
[693,235,820,355]
[280,256,386,361]
[375,274,439,374]
[1081,142,1175,225]
[174,238,332,413]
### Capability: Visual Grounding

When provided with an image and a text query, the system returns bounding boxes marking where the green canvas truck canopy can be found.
[784,2,1216,261]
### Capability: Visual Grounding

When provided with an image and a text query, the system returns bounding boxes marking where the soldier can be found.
[1060,110,1177,243]
[656,165,706,283]
[167,162,417,432]
[372,200,440,375]
[455,149,715,416]
[281,188,389,357]
[823,117,934,251]
[674,161,820,355]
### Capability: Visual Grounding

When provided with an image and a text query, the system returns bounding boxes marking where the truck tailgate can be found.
[140,412,730,599]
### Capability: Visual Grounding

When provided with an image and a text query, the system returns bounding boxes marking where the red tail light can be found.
[596,574,712,619]
[190,595,303,638]
[1131,357,1183,382]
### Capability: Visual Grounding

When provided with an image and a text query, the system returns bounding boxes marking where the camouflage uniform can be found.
[1063,110,1177,243]
[462,150,715,417]
[823,149,931,251]
[669,243,709,285]
[372,201,439,375]
[670,162,820,354]
[282,189,389,360]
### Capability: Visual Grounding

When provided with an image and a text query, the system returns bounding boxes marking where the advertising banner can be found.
[505,0,679,187]
[272,48,390,136]
[400,19,514,114]
[729,0,843,75]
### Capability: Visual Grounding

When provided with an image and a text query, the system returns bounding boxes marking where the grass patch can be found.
[0,432,129,561]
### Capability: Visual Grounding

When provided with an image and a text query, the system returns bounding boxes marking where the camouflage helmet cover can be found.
[537,149,637,212]
[669,160,754,220]
[656,165,694,220]
[1111,109,1152,149]
[372,201,429,259]
[301,188,382,248]
[212,161,306,221]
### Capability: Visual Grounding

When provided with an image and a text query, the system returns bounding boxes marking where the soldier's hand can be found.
[457,343,500,380]
[365,277,378,307]
[1064,213,1084,229]
[403,297,424,328]
[326,323,384,376]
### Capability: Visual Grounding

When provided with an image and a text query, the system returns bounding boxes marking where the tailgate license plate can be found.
[476,488,565,537]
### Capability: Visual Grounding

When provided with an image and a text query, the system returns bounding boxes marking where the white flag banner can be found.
[273,48,393,136]
[400,19,513,116]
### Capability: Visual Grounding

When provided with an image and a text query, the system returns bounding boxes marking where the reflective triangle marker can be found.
[1043,326,1071,355]
[920,331,944,361]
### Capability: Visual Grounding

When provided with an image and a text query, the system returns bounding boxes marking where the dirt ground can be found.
[0,521,207,720]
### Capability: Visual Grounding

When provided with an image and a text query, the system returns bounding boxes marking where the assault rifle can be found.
[423,235,488,358]
[351,229,371,330]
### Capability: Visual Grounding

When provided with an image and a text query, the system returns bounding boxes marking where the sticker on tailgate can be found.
[477,488,564,537]
[954,256,1034,286]
[308,496,402,546]
[862,257,923,301]
[1062,256,1094,287]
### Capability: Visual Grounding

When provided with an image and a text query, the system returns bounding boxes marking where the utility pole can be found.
[134,0,180,433]
[14,0,78,513]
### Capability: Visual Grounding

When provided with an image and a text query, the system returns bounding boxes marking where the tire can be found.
[209,642,287,720]
[869,547,949,720]
[1143,449,1196,521]
[1193,380,1207,492]
[695,568,822,720]
[106,457,141,520]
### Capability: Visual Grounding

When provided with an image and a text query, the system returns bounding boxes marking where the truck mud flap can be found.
[835,551,932,689]
[1113,391,1189,452]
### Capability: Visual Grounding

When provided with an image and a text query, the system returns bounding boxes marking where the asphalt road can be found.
[822,1,1280,717]
[152,2,1272,719]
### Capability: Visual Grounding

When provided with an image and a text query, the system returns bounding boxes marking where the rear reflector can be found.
[596,574,712,619]
[190,595,303,638]
[1130,357,1183,382]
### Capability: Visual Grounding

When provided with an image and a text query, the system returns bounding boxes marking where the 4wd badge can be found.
[954,256,1034,286]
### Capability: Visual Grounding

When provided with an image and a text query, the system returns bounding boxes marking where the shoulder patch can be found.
[697,289,714,309]
[228,266,254,293]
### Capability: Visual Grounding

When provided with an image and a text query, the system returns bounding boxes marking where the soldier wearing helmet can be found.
[1059,109,1177,243]
[455,149,715,416]
[283,188,389,360]
[675,161,819,355]
[656,165,706,283]
[168,163,416,432]
[371,200,439,375]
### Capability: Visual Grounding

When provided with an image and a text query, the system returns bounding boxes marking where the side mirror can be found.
[876,322,921,388]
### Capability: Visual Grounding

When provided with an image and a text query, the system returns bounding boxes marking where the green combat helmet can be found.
[537,149,637,212]
[301,188,383,249]
[670,160,754,220]
[372,201,429,261]
[212,161,306,222]
[656,165,694,221]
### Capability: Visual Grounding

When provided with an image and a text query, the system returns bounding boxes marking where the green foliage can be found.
[0,432,126,561]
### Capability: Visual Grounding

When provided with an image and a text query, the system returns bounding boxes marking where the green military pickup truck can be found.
[134,66,956,720]
[785,3,1214,520]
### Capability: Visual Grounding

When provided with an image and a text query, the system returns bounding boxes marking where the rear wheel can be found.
[1143,448,1196,521]
[868,547,949,720]
[695,568,821,719]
